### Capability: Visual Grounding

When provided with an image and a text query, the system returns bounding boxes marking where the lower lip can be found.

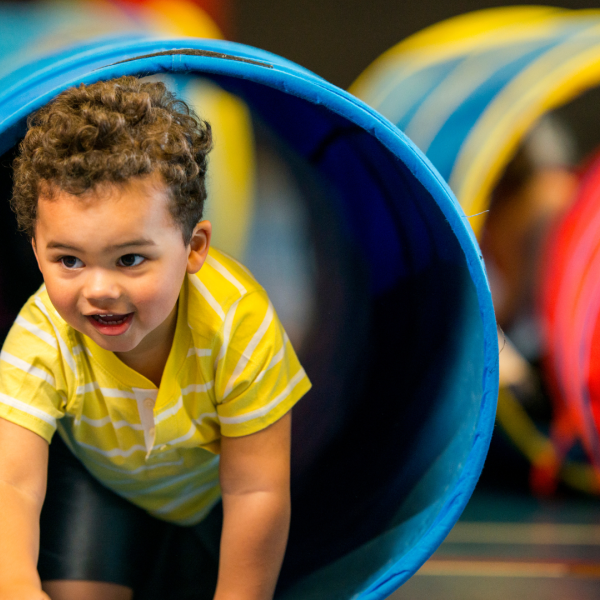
[87,313,134,336]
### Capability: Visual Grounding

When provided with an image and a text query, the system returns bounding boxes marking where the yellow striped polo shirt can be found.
[0,248,311,525]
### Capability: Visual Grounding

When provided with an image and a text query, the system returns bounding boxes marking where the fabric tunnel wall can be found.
[541,154,600,473]
[349,6,600,496]
[0,38,498,600]
[350,6,600,238]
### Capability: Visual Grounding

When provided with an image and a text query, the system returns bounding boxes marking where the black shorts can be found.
[38,435,222,600]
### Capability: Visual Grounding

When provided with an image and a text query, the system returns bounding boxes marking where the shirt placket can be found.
[133,387,158,459]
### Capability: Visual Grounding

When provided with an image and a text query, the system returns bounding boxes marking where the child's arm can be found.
[0,418,50,600]
[215,411,292,600]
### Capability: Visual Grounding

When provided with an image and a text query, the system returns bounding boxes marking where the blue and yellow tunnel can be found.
[352,6,600,494]
[351,6,600,236]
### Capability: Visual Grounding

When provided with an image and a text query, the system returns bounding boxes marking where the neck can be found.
[115,303,178,387]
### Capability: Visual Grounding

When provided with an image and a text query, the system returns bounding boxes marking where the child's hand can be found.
[0,584,50,600]
[214,411,292,600]
[0,419,49,599]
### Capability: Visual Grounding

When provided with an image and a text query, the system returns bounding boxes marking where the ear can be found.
[186,220,212,274]
[31,237,42,271]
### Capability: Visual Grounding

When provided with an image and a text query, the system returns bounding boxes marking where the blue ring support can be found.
[0,37,498,599]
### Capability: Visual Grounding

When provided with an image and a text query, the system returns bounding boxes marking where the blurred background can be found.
[3,0,600,598]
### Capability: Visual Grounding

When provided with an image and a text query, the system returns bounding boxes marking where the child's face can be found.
[32,173,210,356]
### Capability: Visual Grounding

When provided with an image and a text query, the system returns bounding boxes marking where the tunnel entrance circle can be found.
[0,38,498,599]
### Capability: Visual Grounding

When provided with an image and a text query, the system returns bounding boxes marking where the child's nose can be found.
[83,268,121,302]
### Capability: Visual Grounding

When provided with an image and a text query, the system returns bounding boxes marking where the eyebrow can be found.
[46,239,157,252]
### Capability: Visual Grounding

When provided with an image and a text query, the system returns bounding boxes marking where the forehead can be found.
[36,174,180,243]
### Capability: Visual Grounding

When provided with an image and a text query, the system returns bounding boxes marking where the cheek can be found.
[131,268,185,318]
[44,281,78,318]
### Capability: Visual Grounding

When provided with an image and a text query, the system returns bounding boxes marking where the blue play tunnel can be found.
[0,38,498,599]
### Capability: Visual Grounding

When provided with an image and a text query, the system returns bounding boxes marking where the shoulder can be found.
[200,247,265,300]
[186,247,270,335]
[2,285,78,375]
[0,287,72,443]
[7,285,70,348]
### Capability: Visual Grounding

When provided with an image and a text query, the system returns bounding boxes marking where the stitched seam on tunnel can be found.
[0,392,57,426]
[105,49,274,70]
[0,351,56,387]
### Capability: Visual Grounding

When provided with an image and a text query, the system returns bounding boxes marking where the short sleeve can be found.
[0,295,68,442]
[214,290,311,437]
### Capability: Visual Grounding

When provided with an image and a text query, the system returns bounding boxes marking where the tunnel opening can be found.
[0,39,496,599]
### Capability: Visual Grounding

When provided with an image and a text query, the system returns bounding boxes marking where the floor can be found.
[387,488,600,599]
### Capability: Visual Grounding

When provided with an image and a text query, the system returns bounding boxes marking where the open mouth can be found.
[86,312,134,335]
[91,314,130,325]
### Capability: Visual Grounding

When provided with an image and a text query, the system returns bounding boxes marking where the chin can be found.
[89,331,141,353]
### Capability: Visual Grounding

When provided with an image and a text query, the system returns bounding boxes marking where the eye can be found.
[60,256,83,269]
[118,254,145,268]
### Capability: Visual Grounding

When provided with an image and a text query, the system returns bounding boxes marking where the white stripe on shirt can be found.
[90,456,185,476]
[214,298,241,367]
[34,297,76,373]
[206,255,247,295]
[194,411,218,425]
[0,392,57,427]
[187,347,212,357]
[155,396,183,424]
[189,274,226,321]
[223,302,274,399]
[0,351,56,387]
[254,334,288,384]
[154,479,218,514]
[181,381,214,396]
[75,440,147,458]
[166,423,197,446]
[117,460,218,495]
[219,368,306,425]
[75,382,137,399]
[15,316,57,349]
[75,414,144,430]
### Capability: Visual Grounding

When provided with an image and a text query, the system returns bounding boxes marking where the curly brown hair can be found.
[11,76,213,243]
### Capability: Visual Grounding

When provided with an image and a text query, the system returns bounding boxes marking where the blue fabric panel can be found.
[426,41,560,180]
[382,59,464,131]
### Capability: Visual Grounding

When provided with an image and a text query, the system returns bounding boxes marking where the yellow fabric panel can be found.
[189,79,256,260]
[0,247,310,524]
[137,0,223,39]
[351,7,600,240]
[350,7,567,101]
